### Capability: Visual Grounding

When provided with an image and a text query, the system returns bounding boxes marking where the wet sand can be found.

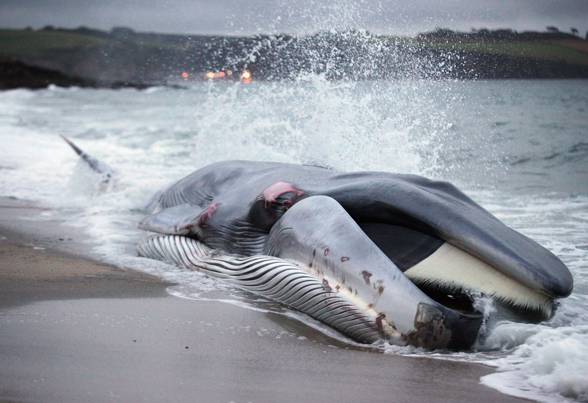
[0,200,525,402]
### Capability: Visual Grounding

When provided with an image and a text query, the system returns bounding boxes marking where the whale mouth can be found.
[412,282,478,315]
[261,190,561,329]
[405,243,554,320]
[356,220,554,320]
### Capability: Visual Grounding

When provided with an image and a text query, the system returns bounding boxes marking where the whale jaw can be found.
[405,243,554,319]
[137,234,483,350]
[137,235,398,344]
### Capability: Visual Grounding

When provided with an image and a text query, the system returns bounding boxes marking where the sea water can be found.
[0,78,587,402]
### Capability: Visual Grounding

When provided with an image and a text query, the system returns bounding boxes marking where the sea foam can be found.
[482,325,588,402]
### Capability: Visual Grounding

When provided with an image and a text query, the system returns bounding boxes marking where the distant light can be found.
[241,69,252,83]
[205,71,231,80]
[181,71,190,80]
[226,70,233,76]
[241,70,252,80]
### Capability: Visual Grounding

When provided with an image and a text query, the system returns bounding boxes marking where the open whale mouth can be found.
[261,186,562,322]
[356,221,554,320]
[259,189,573,349]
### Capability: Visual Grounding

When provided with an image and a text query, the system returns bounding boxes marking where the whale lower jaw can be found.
[137,233,554,347]
[405,243,554,318]
[137,235,405,345]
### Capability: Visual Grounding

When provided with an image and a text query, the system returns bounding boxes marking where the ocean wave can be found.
[481,325,588,402]
[509,142,588,167]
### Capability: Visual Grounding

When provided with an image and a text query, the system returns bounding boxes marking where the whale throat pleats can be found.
[137,235,401,344]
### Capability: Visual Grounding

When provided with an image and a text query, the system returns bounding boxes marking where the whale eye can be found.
[249,191,302,230]
[249,182,306,231]
[271,191,298,208]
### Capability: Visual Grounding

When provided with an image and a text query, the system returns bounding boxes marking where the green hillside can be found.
[1,27,588,86]
[0,28,108,57]
[426,40,588,66]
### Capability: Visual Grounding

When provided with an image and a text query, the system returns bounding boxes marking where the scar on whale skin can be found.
[262,181,304,207]
[198,202,220,226]
[361,270,372,285]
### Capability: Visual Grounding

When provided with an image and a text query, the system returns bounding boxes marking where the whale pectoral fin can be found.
[138,203,204,235]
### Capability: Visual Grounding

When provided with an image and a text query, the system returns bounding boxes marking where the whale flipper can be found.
[139,204,206,235]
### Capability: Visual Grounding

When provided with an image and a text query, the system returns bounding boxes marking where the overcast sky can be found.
[0,0,587,36]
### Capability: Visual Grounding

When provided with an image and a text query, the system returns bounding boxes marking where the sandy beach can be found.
[0,199,525,402]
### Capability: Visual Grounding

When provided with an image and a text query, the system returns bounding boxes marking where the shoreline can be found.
[0,199,526,402]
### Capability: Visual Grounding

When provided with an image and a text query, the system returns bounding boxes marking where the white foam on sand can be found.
[481,325,588,402]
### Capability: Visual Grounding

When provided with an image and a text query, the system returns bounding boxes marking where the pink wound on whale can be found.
[262,181,304,206]
[198,202,220,226]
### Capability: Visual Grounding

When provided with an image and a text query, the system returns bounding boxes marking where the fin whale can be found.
[136,161,572,349]
[63,138,573,349]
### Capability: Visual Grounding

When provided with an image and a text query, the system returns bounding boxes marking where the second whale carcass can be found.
[137,160,573,350]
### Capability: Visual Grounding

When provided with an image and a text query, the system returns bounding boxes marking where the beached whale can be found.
[135,160,573,350]
[61,137,573,349]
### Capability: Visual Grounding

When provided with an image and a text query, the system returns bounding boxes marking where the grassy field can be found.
[2,27,587,63]
[0,29,108,57]
[422,39,588,65]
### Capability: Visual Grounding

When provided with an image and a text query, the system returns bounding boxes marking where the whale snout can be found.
[324,176,573,321]
[267,190,572,347]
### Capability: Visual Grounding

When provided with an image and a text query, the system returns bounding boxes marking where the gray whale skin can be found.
[136,160,573,350]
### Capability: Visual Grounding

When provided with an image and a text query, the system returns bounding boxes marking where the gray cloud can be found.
[0,0,586,36]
